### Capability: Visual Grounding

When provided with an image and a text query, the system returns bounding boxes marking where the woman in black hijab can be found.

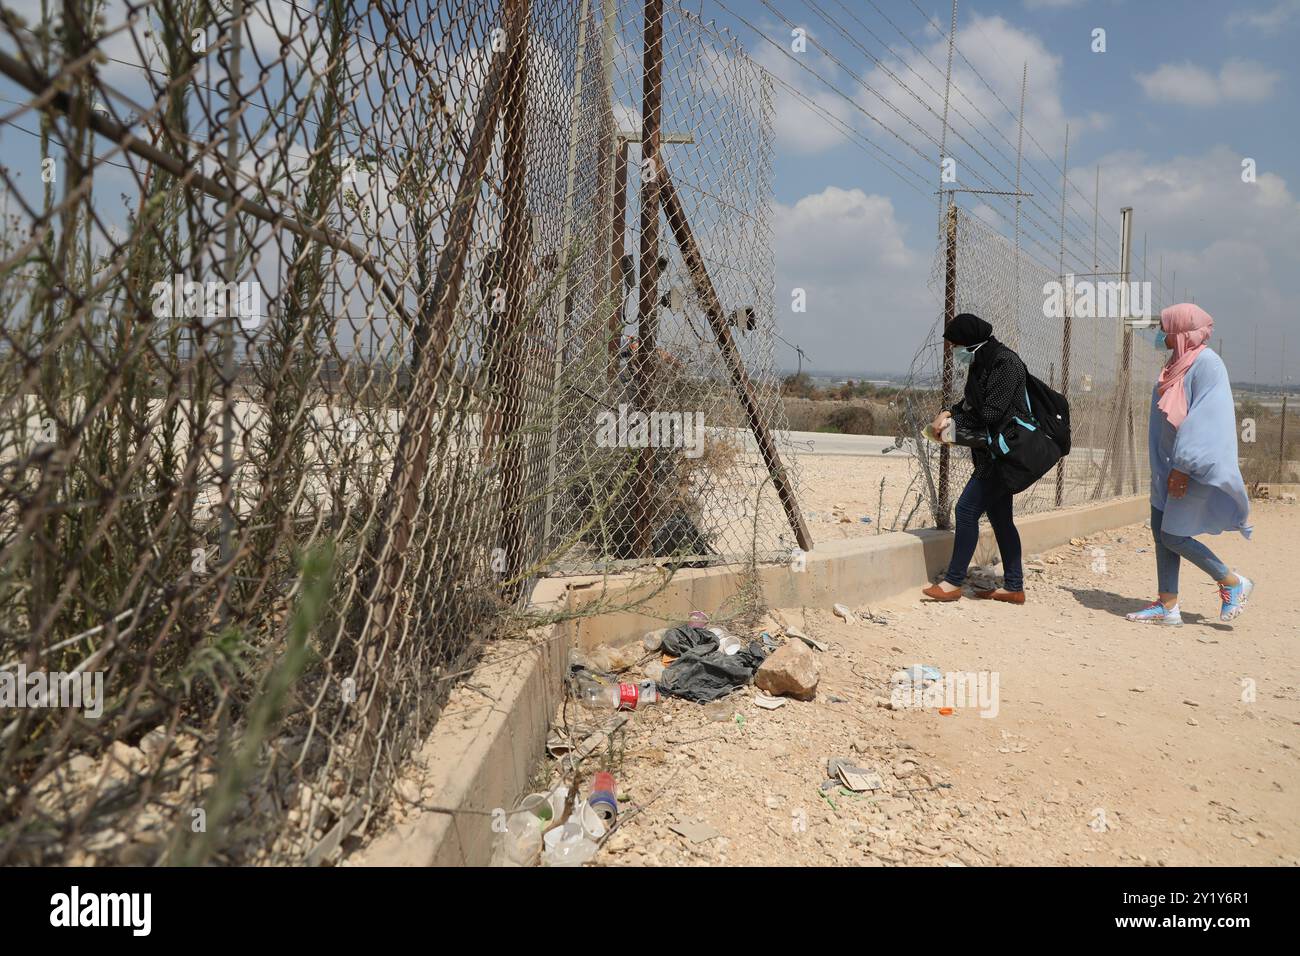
[922,313,1031,604]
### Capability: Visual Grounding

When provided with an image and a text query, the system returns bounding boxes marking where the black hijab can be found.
[944,312,993,348]
[945,312,1007,407]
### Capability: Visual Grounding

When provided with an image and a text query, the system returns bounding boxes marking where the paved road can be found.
[727,428,1115,464]
[720,428,917,457]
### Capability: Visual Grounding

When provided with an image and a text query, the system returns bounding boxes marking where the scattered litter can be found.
[759,631,779,651]
[542,808,604,867]
[576,676,658,712]
[658,624,768,703]
[785,626,828,652]
[859,516,872,523]
[491,794,549,867]
[669,818,722,844]
[754,691,787,710]
[688,610,709,627]
[705,700,733,722]
[895,664,942,685]
[547,713,629,772]
[587,772,618,824]
[832,603,856,623]
[827,757,884,792]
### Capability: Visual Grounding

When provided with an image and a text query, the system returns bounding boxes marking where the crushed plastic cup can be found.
[541,800,606,867]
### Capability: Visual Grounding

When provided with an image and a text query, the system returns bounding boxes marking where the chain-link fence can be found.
[543,0,805,572]
[0,0,800,865]
[898,203,1167,529]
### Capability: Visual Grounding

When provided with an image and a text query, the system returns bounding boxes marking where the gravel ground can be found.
[573,501,1299,866]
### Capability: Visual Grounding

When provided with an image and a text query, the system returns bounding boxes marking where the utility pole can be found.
[1055,124,1070,506]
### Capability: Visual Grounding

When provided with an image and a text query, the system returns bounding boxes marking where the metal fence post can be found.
[937,200,957,529]
[631,0,664,558]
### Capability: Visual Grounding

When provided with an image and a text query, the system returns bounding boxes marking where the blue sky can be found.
[700,0,1300,381]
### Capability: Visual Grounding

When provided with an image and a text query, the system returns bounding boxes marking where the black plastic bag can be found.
[658,626,767,703]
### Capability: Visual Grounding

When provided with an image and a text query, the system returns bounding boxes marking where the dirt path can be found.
[593,500,1300,866]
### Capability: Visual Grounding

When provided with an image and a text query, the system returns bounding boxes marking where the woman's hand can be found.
[931,410,952,436]
[1167,468,1190,499]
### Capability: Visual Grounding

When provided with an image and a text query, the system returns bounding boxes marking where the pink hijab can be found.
[1156,303,1214,428]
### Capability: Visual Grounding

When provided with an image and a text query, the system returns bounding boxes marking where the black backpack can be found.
[986,377,1071,494]
[1026,373,1072,455]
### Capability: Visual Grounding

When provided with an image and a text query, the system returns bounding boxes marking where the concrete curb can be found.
[355,493,1149,866]
[562,494,1149,648]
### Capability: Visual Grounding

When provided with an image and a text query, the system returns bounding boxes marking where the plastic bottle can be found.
[587,771,618,823]
[577,678,658,711]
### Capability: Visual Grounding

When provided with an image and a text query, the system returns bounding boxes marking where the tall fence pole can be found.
[631,0,664,558]
[937,200,957,529]
[218,1,246,595]
[1281,393,1290,481]
[1054,124,1070,507]
[608,137,629,381]
[496,0,533,593]
[598,0,618,379]
[1114,206,1135,495]
[541,0,593,555]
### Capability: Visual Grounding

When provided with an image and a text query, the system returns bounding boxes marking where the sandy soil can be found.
[586,500,1299,866]
[794,454,926,540]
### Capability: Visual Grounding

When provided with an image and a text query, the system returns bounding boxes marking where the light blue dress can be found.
[1148,349,1252,539]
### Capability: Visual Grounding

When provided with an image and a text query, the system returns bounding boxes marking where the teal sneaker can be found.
[1219,574,1254,622]
[1126,601,1183,626]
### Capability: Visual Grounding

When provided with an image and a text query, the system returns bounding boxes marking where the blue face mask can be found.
[1148,328,1169,350]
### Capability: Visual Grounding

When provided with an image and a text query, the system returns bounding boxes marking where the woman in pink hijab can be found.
[1127,303,1253,627]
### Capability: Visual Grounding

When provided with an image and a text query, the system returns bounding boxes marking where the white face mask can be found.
[954,340,986,367]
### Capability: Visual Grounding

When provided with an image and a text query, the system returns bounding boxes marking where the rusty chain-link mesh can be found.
[0,0,799,865]
[900,204,1167,529]
[543,0,802,572]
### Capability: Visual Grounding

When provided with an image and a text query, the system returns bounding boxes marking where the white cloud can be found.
[774,187,933,373]
[1136,58,1281,107]
[752,33,858,156]
[1227,0,1300,32]
[859,14,1084,184]
[1023,0,1086,9]
[1093,145,1298,377]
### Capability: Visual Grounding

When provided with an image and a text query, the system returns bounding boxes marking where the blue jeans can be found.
[944,475,1024,591]
[1151,506,1229,594]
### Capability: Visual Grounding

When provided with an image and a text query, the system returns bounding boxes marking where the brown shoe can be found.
[974,589,1026,605]
[921,583,963,602]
